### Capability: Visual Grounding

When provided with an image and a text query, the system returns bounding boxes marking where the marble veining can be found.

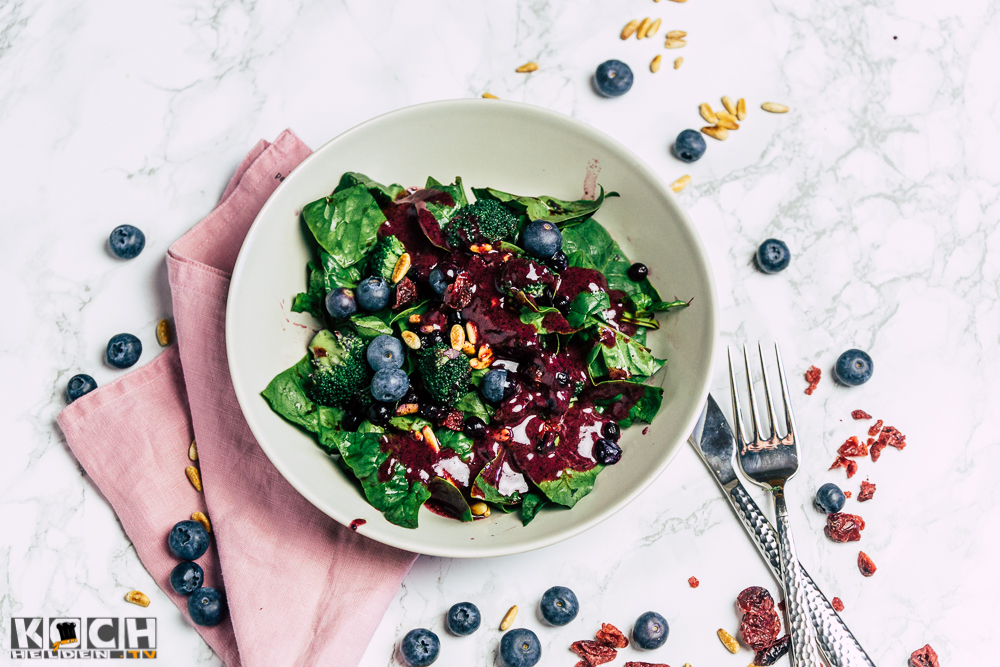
[1,0,996,665]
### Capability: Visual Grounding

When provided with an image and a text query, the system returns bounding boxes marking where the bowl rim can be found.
[226,99,718,558]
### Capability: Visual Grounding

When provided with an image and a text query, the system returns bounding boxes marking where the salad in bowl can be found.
[261,171,688,530]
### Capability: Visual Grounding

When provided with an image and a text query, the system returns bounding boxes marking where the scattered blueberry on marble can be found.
[539,585,579,626]
[325,287,357,319]
[429,268,450,295]
[106,333,142,369]
[755,239,791,274]
[167,520,210,561]
[593,60,634,98]
[367,402,393,427]
[601,422,621,442]
[632,611,669,650]
[399,628,440,667]
[593,438,622,465]
[67,374,98,402]
[187,587,225,627]
[446,601,481,636]
[371,367,410,403]
[522,220,563,260]
[109,225,145,259]
[356,277,391,312]
[834,349,873,386]
[627,262,648,281]
[499,628,541,667]
[367,334,405,371]
[813,483,847,514]
[673,129,707,163]
[481,368,515,404]
[169,561,204,596]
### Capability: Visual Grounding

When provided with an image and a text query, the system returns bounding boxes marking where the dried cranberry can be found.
[804,365,821,395]
[837,436,869,457]
[392,277,418,310]
[831,597,845,612]
[570,639,616,665]
[623,663,670,667]
[595,623,629,649]
[753,635,790,666]
[824,512,865,543]
[868,419,883,436]
[740,609,781,649]
[851,410,872,420]
[737,586,775,614]
[442,410,464,432]
[858,480,876,502]
[870,440,887,462]
[858,551,877,576]
[688,576,700,588]
[844,491,852,498]
[830,455,859,478]
[443,273,473,309]
[908,644,940,667]
[881,425,906,449]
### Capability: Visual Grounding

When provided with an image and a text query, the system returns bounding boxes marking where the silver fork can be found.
[729,342,824,667]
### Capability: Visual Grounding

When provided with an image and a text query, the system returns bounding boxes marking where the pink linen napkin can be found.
[57,130,417,667]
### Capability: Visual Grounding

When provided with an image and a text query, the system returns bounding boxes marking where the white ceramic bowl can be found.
[227,100,717,558]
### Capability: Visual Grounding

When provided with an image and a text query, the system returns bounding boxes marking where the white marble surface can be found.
[1,0,997,665]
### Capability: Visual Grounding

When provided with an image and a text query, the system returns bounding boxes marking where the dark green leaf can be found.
[436,429,474,460]
[454,391,494,423]
[302,185,387,268]
[336,172,405,205]
[471,185,617,225]
[260,356,319,433]
[389,416,431,432]
[472,452,528,506]
[565,290,611,329]
[350,314,393,339]
[561,218,662,302]
[425,176,469,223]
[628,384,663,425]
[521,492,548,526]
[291,261,327,318]
[587,326,667,383]
[536,465,603,508]
[428,477,473,522]
[321,251,361,290]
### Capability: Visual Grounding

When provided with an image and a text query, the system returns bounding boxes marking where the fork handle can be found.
[774,489,825,666]
[728,483,877,666]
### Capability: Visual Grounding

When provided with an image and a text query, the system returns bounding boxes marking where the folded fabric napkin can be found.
[57,130,417,667]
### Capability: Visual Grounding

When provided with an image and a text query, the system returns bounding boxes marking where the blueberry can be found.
[593,60,634,98]
[368,402,393,427]
[627,262,648,281]
[463,416,487,439]
[593,438,622,465]
[67,374,97,402]
[371,368,410,402]
[325,287,357,319]
[429,268,450,295]
[834,349,873,386]
[109,225,145,259]
[447,310,464,327]
[187,587,225,627]
[499,628,541,667]
[106,333,142,369]
[169,561,204,595]
[601,422,620,442]
[555,372,569,387]
[420,403,442,421]
[546,250,569,273]
[813,482,846,514]
[367,335,405,370]
[400,628,440,667]
[539,586,579,626]
[167,520,210,561]
[356,277,391,312]
[673,129,707,163]
[552,294,571,312]
[755,239,791,274]
[481,369,515,404]
[446,601,481,636]
[341,412,363,432]
[421,330,446,347]
[632,611,669,650]
[522,221,563,260]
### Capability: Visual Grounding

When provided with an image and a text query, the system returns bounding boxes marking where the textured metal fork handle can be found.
[729,484,877,666]
[774,490,825,666]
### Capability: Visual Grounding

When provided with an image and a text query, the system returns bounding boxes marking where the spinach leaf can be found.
[565,290,611,329]
[428,477,473,522]
[454,391,494,423]
[302,185,386,269]
[261,356,319,433]
[622,385,664,428]
[561,218,662,302]
[336,172,405,205]
[536,465,604,508]
[425,176,468,223]
[519,309,551,334]
[471,185,617,225]
[291,261,327,318]
[320,250,362,291]
[587,326,666,383]
[436,429,474,461]
[315,406,347,452]
[472,453,527,506]
[521,492,549,526]
[350,314,393,339]
[331,429,431,529]
[389,416,431,432]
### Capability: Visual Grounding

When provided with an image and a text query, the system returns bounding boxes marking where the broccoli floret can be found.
[307,329,372,407]
[417,341,472,408]
[366,235,406,281]
[445,199,518,249]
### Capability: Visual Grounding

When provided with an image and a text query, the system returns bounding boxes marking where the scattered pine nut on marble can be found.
[650,55,662,72]
[125,590,150,608]
[761,102,790,113]
[674,57,684,69]
[722,95,737,115]
[737,97,747,120]
[500,605,518,630]
[636,18,652,40]
[700,103,718,124]
[515,62,539,73]
[671,175,691,192]
[482,92,498,99]
[621,19,640,40]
